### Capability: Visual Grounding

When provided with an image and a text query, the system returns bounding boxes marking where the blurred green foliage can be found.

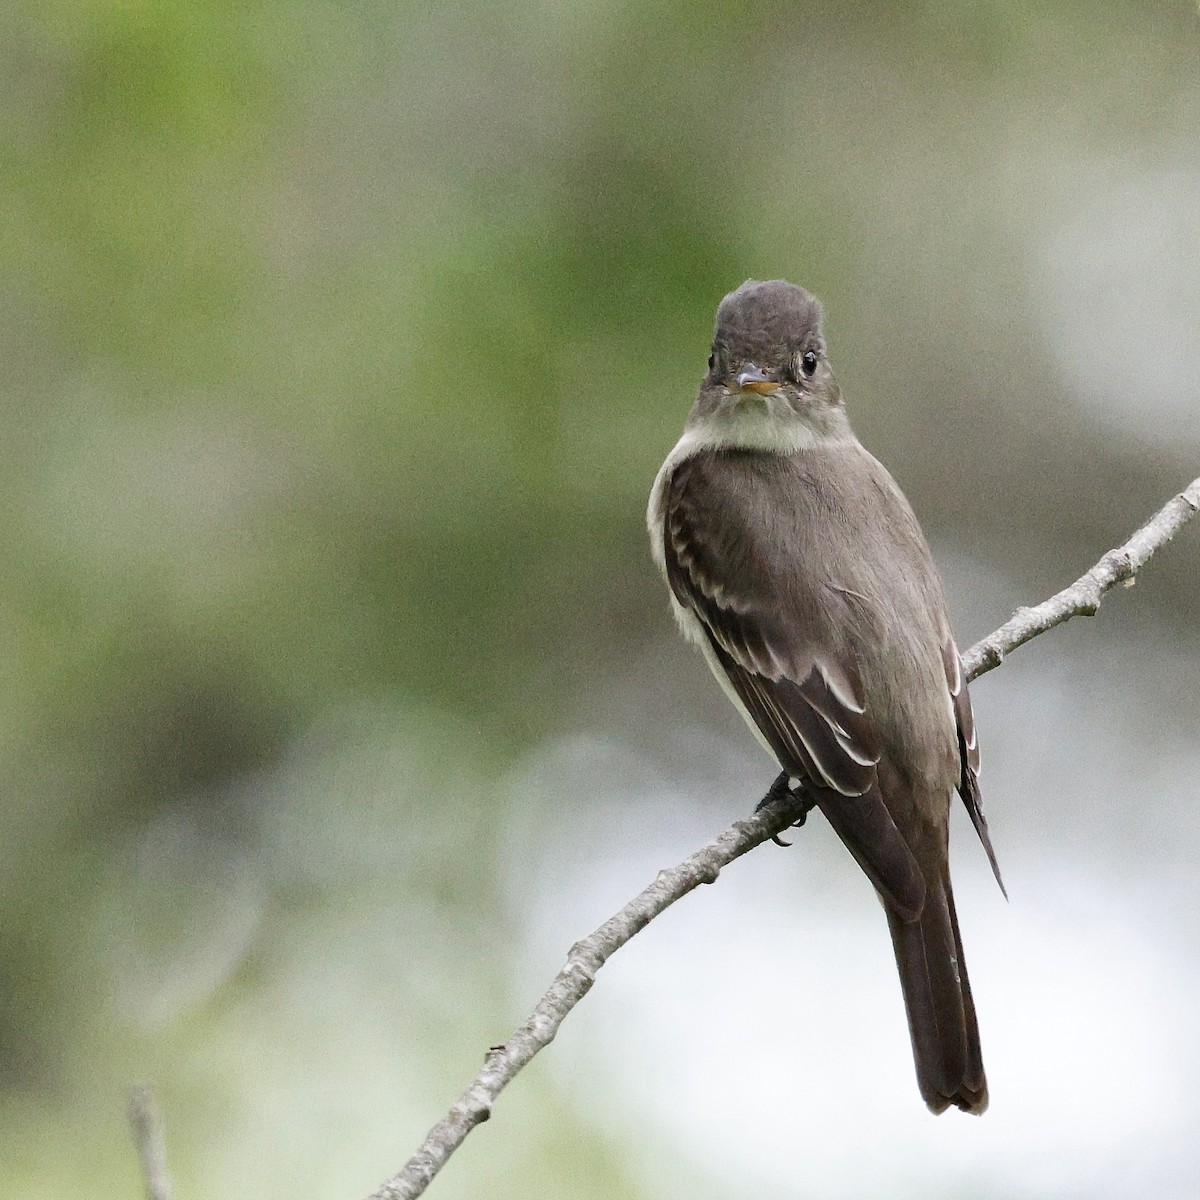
[1,2,1198,1197]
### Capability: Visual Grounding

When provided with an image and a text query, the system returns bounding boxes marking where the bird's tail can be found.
[886,869,988,1114]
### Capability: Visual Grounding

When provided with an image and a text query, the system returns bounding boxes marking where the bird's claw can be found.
[757,771,814,847]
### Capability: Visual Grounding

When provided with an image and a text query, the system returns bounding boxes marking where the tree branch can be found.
[367,474,1200,1200]
[963,476,1200,680]
[127,1083,175,1200]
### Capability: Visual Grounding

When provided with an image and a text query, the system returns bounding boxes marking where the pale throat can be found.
[681,394,851,455]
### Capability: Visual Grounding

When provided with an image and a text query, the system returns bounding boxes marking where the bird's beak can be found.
[732,364,781,395]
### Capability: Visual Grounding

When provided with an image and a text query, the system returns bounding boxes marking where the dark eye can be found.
[800,350,818,377]
[707,352,716,372]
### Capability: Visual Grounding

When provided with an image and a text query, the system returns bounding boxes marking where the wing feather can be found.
[942,639,1005,896]
[664,452,926,916]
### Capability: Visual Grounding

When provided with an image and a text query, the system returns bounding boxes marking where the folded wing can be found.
[941,639,1005,895]
[664,452,927,918]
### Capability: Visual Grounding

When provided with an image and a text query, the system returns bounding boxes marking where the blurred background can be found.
[3,2,1199,1197]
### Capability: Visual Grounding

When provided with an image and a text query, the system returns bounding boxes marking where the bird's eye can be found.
[800,350,818,378]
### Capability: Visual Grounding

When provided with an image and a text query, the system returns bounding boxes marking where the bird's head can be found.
[689,279,849,447]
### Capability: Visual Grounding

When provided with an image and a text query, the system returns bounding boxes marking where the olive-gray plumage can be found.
[648,279,1001,1114]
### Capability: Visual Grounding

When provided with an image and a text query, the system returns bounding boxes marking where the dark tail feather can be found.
[886,871,988,1115]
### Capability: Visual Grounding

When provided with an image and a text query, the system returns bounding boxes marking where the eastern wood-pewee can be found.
[648,279,1003,1114]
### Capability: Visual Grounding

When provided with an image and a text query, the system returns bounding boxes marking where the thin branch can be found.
[367,475,1200,1200]
[126,1083,174,1200]
[367,797,805,1200]
[963,476,1200,680]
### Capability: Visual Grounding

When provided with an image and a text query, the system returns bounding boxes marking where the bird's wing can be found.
[941,640,1005,895]
[663,451,926,918]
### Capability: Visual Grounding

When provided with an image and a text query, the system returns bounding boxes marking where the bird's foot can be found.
[755,771,816,846]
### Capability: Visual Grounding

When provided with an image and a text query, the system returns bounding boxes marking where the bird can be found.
[647,279,1003,1114]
